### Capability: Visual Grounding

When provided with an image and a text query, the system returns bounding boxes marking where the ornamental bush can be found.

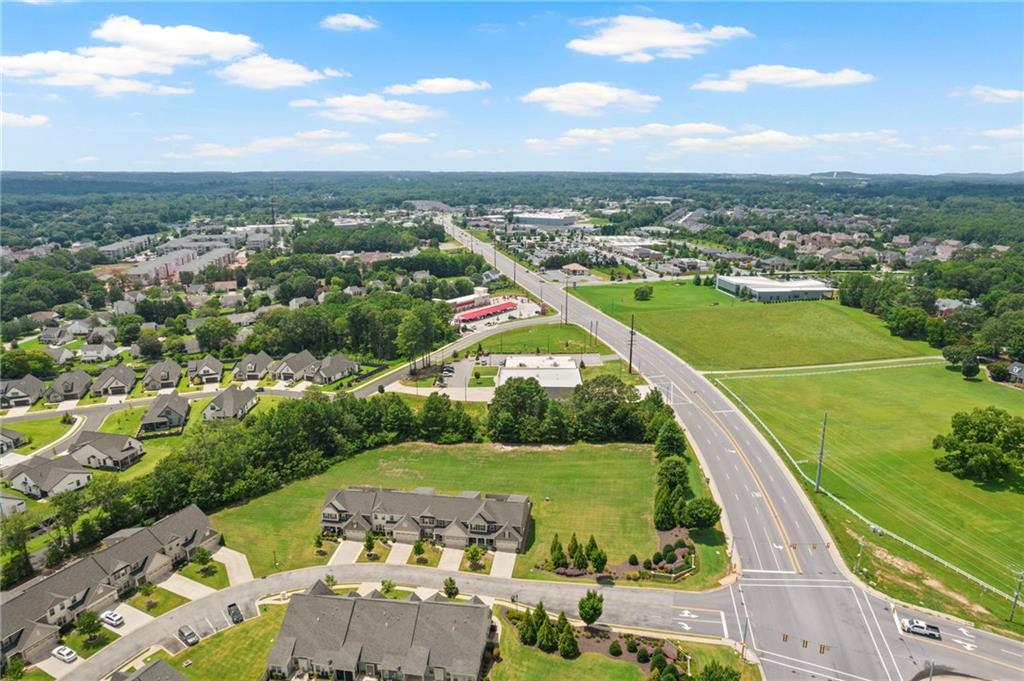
[609,640,622,656]
[652,551,663,564]
[637,647,650,663]
[628,553,638,566]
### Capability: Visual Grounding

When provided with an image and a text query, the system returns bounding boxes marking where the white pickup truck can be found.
[901,617,941,639]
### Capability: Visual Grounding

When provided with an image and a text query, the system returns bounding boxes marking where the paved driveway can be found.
[104,603,154,636]
[213,546,254,585]
[490,551,516,579]
[386,542,412,566]
[34,653,83,680]
[329,540,362,566]
[158,573,215,600]
[438,547,463,571]
[5,406,30,417]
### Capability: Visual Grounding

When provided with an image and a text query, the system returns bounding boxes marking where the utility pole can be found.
[627,314,636,375]
[814,412,828,493]
[1010,570,1024,623]
[563,288,569,325]
[854,538,865,574]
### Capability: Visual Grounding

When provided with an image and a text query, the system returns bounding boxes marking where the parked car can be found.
[100,610,124,627]
[178,625,200,646]
[52,646,78,663]
[227,602,244,624]
[901,618,941,639]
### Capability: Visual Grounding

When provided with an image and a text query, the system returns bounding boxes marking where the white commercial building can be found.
[513,211,580,230]
[716,275,835,302]
[497,355,582,397]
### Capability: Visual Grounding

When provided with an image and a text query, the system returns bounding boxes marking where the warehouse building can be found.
[716,275,835,302]
[497,355,582,398]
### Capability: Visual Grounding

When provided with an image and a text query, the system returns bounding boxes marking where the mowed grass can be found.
[476,323,611,356]
[98,398,213,480]
[574,281,936,370]
[718,362,1023,594]
[8,416,73,453]
[212,442,658,578]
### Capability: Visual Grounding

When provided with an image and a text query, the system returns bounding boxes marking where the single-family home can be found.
[112,300,136,316]
[289,296,314,310]
[0,375,45,408]
[28,311,60,324]
[233,351,273,380]
[1008,362,1024,385]
[81,342,119,363]
[265,583,493,681]
[140,392,190,432]
[65,319,93,336]
[142,359,181,391]
[41,345,75,366]
[343,285,366,298]
[203,386,257,421]
[306,353,359,385]
[5,455,92,499]
[88,327,118,345]
[39,326,71,346]
[183,337,201,355]
[0,492,27,517]
[44,371,92,403]
[0,428,25,454]
[68,431,144,471]
[187,354,223,384]
[92,364,136,396]
[270,350,317,382]
[220,293,243,308]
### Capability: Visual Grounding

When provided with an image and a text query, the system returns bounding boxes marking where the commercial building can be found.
[445,287,490,313]
[513,211,578,230]
[497,355,582,398]
[715,275,835,302]
[454,301,517,324]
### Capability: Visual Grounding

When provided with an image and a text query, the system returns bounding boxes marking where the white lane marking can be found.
[852,585,893,681]
[742,569,797,575]
[743,518,765,570]
[957,627,975,639]
[952,638,978,652]
[1000,649,1024,659]
[676,621,691,631]
[764,526,782,571]
[757,651,877,681]
[719,610,729,640]
[729,585,742,638]
[863,590,900,678]
[676,610,699,619]
[738,585,758,650]
[742,583,853,589]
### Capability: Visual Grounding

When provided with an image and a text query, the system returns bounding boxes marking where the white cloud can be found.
[320,142,370,154]
[376,132,436,144]
[812,129,908,148]
[384,77,491,95]
[70,155,98,164]
[1,110,49,127]
[521,82,659,116]
[435,148,480,159]
[154,133,191,141]
[567,15,751,63]
[165,130,364,159]
[91,15,258,60]
[321,13,379,31]
[556,122,729,145]
[980,124,1024,139]
[216,54,343,89]
[693,64,875,92]
[292,94,440,123]
[951,85,1024,105]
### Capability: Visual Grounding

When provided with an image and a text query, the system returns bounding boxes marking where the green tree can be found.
[3,656,25,680]
[50,491,83,548]
[585,535,599,562]
[961,355,980,379]
[443,576,459,599]
[591,549,608,573]
[572,545,588,570]
[556,611,571,638]
[634,284,653,301]
[684,497,722,530]
[363,533,376,556]
[536,619,558,652]
[558,628,579,658]
[655,421,688,459]
[192,546,213,575]
[76,610,103,642]
[654,485,677,531]
[136,329,164,360]
[413,539,425,560]
[396,305,436,369]
[195,316,238,352]
[933,406,1024,481]
[657,456,690,494]
[566,533,579,559]
[518,614,537,645]
[577,590,603,627]
[0,348,55,379]
[696,661,741,681]
[465,544,485,567]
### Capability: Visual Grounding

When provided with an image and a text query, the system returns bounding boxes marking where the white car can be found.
[52,645,78,663]
[100,610,124,627]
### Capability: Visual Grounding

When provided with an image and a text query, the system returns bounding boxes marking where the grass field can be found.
[391,393,490,420]
[99,398,213,480]
[212,442,659,579]
[474,323,611,356]
[573,281,936,370]
[468,365,498,387]
[179,559,230,590]
[62,627,119,658]
[718,362,1024,599]
[581,360,645,386]
[9,416,73,453]
[127,586,188,616]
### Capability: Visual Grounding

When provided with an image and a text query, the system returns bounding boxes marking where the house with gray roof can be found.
[271,349,317,382]
[182,337,201,355]
[38,326,71,346]
[41,345,75,366]
[1,492,27,517]
[44,370,92,403]
[0,428,25,454]
[233,351,273,380]
[0,375,45,408]
[1008,361,1024,384]
[187,354,223,384]
[306,354,359,385]
[142,359,181,391]
[92,363,136,396]
[5,455,92,499]
[203,386,257,421]
[111,660,187,681]
[87,326,118,345]
[141,392,190,432]
[68,431,144,471]
[321,486,531,553]
[81,342,119,363]
[266,583,493,681]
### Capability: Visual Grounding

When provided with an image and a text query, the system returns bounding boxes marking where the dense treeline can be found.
[1,249,107,320]
[292,222,442,254]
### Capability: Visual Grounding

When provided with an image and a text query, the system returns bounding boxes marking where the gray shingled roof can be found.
[70,431,141,463]
[143,359,181,387]
[205,386,255,419]
[110,660,187,681]
[234,350,273,377]
[6,455,87,494]
[45,370,92,401]
[141,392,190,426]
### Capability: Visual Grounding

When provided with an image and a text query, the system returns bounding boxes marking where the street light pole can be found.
[628,314,636,375]
[1010,570,1024,623]
[814,412,828,493]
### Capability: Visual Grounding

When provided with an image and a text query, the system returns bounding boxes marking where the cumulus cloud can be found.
[1,110,50,127]
[321,13,379,31]
[164,129,365,158]
[521,82,659,115]
[692,64,875,92]
[384,77,491,95]
[979,124,1024,139]
[216,54,345,89]
[154,133,192,141]
[951,84,1024,104]
[290,94,440,123]
[376,132,436,144]
[70,155,98,164]
[567,15,750,63]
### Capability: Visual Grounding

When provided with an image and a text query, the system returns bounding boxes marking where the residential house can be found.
[110,661,187,681]
[0,492,27,517]
[92,364,136,396]
[187,355,223,384]
[44,371,92,403]
[934,298,965,318]
[81,342,119,363]
[342,285,366,298]
[0,375,45,408]
[142,359,181,391]
[38,326,71,346]
[233,351,273,380]
[6,456,92,499]
[68,431,144,471]
[321,486,532,553]
[65,319,93,336]
[306,354,360,385]
[112,300,136,316]
[289,296,314,310]
[0,428,25,454]
[271,350,317,382]
[203,386,257,421]
[88,327,118,345]
[0,505,219,666]
[266,583,493,681]
[1008,362,1024,385]
[41,345,75,366]
[28,311,60,324]
[220,293,243,308]
[140,393,190,432]
[183,338,201,355]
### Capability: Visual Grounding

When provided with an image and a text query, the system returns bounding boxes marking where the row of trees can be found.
[653,455,722,533]
[549,533,608,574]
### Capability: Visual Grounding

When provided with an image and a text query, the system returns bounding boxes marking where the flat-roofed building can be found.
[177,247,236,277]
[497,355,582,398]
[127,249,197,283]
[716,275,835,302]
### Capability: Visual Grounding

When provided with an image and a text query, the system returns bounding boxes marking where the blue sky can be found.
[2,2,1022,173]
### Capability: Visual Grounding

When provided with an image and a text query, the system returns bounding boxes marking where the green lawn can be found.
[99,406,145,436]
[581,360,644,386]
[62,627,120,658]
[474,323,611,356]
[179,559,230,590]
[19,668,54,681]
[409,543,442,567]
[212,442,659,579]
[139,605,285,681]
[391,393,489,420]
[98,398,213,480]
[718,362,1024,598]
[8,416,73,453]
[574,281,937,370]
[357,542,391,563]
[127,586,189,616]
[468,365,498,387]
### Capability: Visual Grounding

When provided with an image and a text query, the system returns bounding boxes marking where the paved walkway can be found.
[212,546,254,585]
[490,551,516,579]
[438,547,463,571]
[159,573,215,600]
[328,540,362,566]
[386,542,412,566]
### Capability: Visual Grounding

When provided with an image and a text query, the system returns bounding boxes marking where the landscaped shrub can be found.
[650,650,667,672]
[663,549,676,563]
[626,639,639,653]
[637,647,650,663]
[661,664,680,681]
[662,544,674,556]
[609,640,622,656]
[652,551,663,564]
[643,558,652,570]
[628,553,638,566]
[673,538,686,549]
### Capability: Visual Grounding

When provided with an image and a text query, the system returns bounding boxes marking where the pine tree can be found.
[537,619,558,652]
[655,421,688,459]
[654,484,677,531]
[567,533,579,558]
[572,545,589,570]
[556,611,571,638]
[591,548,608,573]
[532,601,548,634]
[518,615,536,646]
[585,534,599,562]
[549,533,561,557]
[558,629,579,658]
[673,495,689,528]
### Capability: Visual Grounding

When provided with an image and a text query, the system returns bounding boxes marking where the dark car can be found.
[227,602,244,624]
[178,625,199,646]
